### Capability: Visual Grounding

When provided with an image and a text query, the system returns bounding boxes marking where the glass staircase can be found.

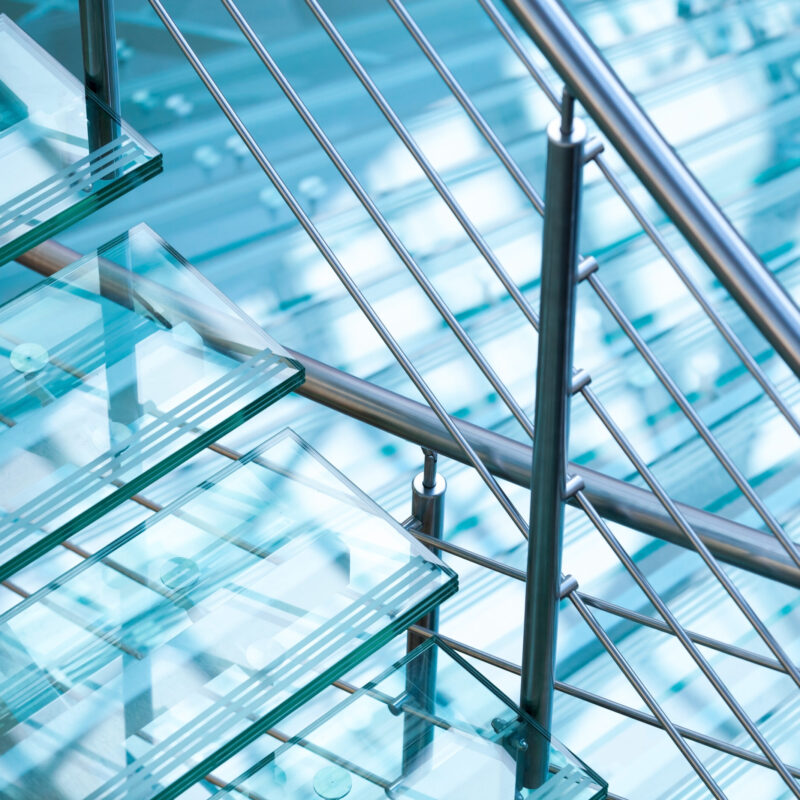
[0,14,161,265]
[0,11,609,799]
[3,0,800,798]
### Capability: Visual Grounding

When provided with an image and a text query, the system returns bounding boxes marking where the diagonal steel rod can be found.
[221,0,534,441]
[377,0,800,736]
[304,0,541,329]
[147,0,529,538]
[477,0,800,439]
[575,488,800,796]
[587,271,800,570]
[580,384,800,693]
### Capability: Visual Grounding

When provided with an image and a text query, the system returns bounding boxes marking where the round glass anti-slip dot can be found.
[313,765,352,799]
[160,556,200,592]
[10,342,49,374]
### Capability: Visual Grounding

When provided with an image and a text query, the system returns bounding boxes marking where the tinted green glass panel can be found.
[0,428,457,800]
[0,223,304,580]
[0,14,162,265]
[207,638,606,800]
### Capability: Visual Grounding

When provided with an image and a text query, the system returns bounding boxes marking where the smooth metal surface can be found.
[501,0,800,381]
[15,239,800,588]
[588,271,800,572]
[389,0,800,589]
[78,0,121,151]
[404,454,446,774]
[520,107,584,788]
[479,0,800,441]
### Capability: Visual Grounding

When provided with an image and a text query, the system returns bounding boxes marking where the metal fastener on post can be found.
[404,448,447,773]
[520,88,585,789]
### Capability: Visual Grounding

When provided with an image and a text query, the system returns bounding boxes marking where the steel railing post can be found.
[520,92,585,788]
[403,448,446,773]
[78,0,121,152]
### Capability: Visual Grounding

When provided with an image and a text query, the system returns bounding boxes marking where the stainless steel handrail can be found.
[16,239,800,589]
[502,0,800,382]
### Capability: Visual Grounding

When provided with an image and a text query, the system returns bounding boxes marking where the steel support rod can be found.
[16,240,800,588]
[148,0,529,539]
[520,99,584,788]
[501,0,800,380]
[403,449,446,774]
[78,0,121,152]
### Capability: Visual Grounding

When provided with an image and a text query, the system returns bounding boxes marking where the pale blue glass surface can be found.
[0,223,303,580]
[0,14,162,265]
[0,428,457,800]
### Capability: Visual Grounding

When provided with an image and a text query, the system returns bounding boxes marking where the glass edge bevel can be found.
[0,367,305,586]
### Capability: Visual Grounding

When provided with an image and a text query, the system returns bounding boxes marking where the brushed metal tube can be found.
[501,0,800,381]
[16,239,800,588]
[520,106,584,787]
[78,0,121,152]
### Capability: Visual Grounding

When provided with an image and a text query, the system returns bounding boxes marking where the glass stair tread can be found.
[0,14,162,266]
[0,223,304,581]
[204,638,606,800]
[0,427,456,800]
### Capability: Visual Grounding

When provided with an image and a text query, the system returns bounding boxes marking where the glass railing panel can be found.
[206,638,605,800]
[0,427,457,800]
[0,223,304,580]
[0,14,162,265]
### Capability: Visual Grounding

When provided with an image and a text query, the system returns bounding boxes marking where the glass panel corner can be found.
[0,427,456,799]
[0,223,304,579]
[0,14,163,265]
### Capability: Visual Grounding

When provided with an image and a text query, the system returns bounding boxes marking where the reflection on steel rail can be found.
[16,238,800,588]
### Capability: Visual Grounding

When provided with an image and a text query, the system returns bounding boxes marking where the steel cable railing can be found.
[221,0,535,443]
[473,0,800,442]
[139,1,715,795]
[391,0,800,577]
[136,0,800,795]
[289,2,800,793]
[502,0,800,382]
[145,0,533,548]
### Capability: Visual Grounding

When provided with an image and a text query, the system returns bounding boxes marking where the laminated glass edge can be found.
[151,575,458,800]
[0,154,164,266]
[0,366,304,583]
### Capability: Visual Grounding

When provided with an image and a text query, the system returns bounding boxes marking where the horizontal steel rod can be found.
[295,349,800,588]
[501,0,800,381]
[16,240,800,588]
